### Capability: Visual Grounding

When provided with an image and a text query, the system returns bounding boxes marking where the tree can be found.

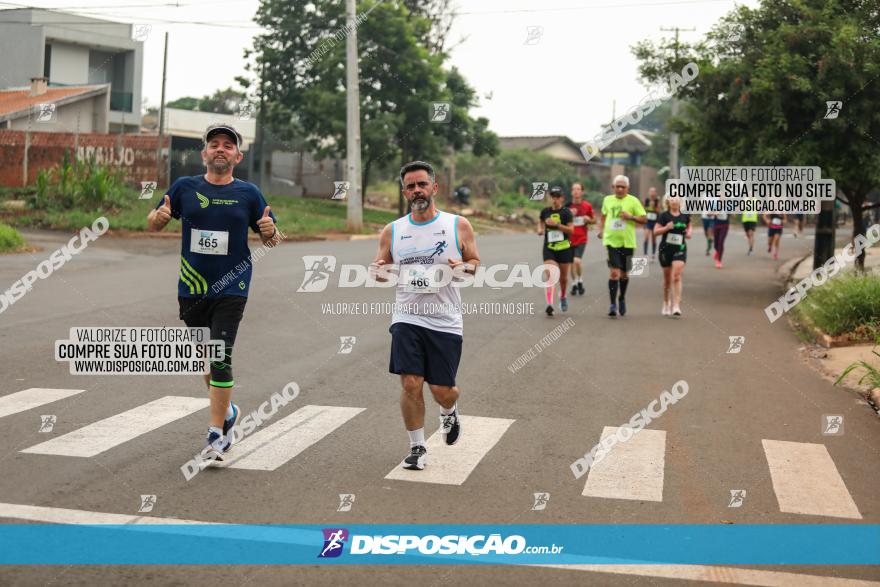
[633,0,880,269]
[165,87,247,115]
[248,0,497,214]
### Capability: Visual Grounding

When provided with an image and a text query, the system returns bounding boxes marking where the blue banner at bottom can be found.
[0,524,877,565]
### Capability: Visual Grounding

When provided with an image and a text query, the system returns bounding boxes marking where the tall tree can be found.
[633,0,880,268]
[247,0,496,213]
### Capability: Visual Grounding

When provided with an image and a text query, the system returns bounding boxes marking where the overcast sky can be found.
[3,0,757,140]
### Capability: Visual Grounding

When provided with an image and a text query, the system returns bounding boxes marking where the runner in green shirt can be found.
[597,175,647,317]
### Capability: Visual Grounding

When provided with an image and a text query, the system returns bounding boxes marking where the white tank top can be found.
[390,210,463,335]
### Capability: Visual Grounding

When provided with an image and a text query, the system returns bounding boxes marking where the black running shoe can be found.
[545,304,554,317]
[403,445,427,470]
[440,411,461,445]
[570,284,578,296]
[577,282,585,295]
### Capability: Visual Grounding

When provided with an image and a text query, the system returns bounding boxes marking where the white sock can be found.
[440,402,456,416]
[408,428,425,448]
[225,402,235,420]
[208,426,223,437]
[577,278,583,284]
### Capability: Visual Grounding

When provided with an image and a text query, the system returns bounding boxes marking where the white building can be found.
[0,8,144,133]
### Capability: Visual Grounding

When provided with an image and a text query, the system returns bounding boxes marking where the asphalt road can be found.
[0,222,878,586]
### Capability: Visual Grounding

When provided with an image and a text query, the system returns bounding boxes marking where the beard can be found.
[207,156,232,174]
[411,195,431,211]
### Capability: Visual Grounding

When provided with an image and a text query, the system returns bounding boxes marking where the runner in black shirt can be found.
[655,197,691,317]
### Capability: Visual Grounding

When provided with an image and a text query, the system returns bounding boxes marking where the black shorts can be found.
[743,221,757,232]
[389,322,462,387]
[606,246,635,271]
[768,227,783,237]
[178,295,247,387]
[543,246,574,264]
[658,245,687,267]
[571,243,586,258]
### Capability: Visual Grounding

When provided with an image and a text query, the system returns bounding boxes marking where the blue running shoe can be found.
[221,403,239,453]
[619,299,627,316]
[202,430,224,462]
[608,303,617,317]
[561,297,569,312]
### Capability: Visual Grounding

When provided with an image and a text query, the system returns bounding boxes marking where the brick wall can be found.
[0,130,170,187]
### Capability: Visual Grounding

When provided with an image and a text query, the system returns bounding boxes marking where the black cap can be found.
[549,186,564,197]
[203,123,243,149]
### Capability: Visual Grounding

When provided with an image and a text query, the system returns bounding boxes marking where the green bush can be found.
[798,271,880,338]
[34,151,133,211]
[0,223,25,252]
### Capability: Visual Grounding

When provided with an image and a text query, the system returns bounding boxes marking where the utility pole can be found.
[345,0,363,231]
[157,31,169,187]
[660,26,694,180]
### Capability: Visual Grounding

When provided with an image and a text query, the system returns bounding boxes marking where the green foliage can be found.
[33,151,132,211]
[835,348,880,390]
[632,0,880,250]
[797,271,880,339]
[167,87,247,114]
[0,223,25,252]
[249,0,497,193]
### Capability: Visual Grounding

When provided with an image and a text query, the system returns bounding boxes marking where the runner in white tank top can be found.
[370,161,481,472]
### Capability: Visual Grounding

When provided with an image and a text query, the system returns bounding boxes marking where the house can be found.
[0,8,144,133]
[498,135,611,191]
[0,77,109,132]
[588,129,655,167]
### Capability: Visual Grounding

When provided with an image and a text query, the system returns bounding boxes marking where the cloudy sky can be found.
[2,0,757,140]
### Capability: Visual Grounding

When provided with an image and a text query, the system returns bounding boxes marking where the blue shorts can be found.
[702,218,714,232]
[389,322,463,387]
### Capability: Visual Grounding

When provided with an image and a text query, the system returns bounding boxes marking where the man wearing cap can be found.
[147,123,280,462]
[537,186,574,316]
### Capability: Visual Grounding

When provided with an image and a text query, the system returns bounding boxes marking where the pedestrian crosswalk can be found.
[0,387,867,518]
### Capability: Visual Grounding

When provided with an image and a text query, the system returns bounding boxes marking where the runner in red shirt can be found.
[567,182,596,295]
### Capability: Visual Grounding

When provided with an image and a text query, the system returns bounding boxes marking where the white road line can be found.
[385,416,515,485]
[581,427,666,502]
[0,502,210,525]
[20,396,209,458]
[537,564,880,586]
[762,439,862,519]
[225,405,365,471]
[0,388,85,419]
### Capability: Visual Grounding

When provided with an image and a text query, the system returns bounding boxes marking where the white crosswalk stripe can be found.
[0,388,86,419]
[581,427,666,502]
[21,396,209,458]
[762,439,862,519]
[223,405,365,470]
[385,415,515,485]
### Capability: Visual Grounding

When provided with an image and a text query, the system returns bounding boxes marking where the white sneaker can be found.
[662,302,671,316]
[672,304,682,316]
